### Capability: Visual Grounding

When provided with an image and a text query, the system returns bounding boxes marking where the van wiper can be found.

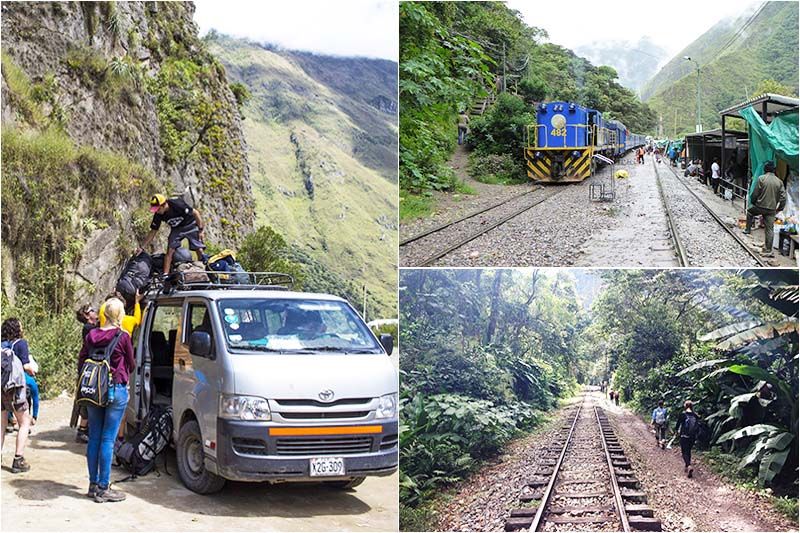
[302,346,381,354]
[230,345,286,353]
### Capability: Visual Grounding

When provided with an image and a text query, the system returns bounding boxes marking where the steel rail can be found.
[399,189,538,247]
[663,163,767,267]
[414,188,565,267]
[652,159,690,266]
[529,395,584,532]
[594,406,631,533]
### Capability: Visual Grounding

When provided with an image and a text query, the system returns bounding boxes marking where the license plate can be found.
[309,457,345,476]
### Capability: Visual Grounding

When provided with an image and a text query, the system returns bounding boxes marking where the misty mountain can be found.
[642,1,798,135]
[575,37,668,94]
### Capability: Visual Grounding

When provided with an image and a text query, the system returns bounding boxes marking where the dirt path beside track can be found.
[1,396,397,532]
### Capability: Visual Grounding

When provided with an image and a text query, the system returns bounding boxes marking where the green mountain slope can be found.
[206,34,398,317]
[643,1,798,135]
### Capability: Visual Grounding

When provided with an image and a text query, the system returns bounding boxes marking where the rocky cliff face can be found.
[1,1,254,307]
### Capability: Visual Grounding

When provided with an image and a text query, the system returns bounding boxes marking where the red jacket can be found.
[78,327,135,386]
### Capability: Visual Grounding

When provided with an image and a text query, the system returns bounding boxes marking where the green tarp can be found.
[741,106,799,203]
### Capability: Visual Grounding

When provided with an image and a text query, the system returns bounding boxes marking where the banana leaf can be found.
[759,448,790,486]
[728,392,759,417]
[739,436,770,467]
[764,431,794,451]
[676,358,731,376]
[726,364,793,404]
[717,424,781,443]
[716,320,798,351]
[698,320,762,342]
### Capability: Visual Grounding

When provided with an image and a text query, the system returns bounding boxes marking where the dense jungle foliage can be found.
[399,269,587,529]
[399,1,657,212]
[400,269,798,529]
[590,270,798,507]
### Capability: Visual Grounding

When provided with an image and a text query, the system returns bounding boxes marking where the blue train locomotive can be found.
[524,101,646,182]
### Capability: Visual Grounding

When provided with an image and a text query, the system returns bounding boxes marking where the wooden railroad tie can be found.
[620,489,648,502]
[625,504,655,517]
[504,517,533,531]
[628,516,662,531]
[616,477,640,488]
[545,516,613,524]
[557,491,607,498]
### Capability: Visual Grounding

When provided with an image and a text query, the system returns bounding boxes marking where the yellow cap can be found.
[149,194,167,212]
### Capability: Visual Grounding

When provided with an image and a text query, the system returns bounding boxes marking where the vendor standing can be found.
[744,160,786,257]
[136,194,207,274]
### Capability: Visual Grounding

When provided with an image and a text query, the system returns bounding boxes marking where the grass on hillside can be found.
[400,194,433,221]
[212,41,398,316]
[454,180,477,195]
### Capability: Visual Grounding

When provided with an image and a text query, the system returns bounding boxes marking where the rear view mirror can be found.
[379,334,394,356]
[189,331,213,358]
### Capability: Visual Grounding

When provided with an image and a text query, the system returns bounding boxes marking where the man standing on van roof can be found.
[743,160,786,258]
[136,194,207,275]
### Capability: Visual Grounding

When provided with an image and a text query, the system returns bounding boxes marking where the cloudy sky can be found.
[193,0,398,60]
[507,0,760,58]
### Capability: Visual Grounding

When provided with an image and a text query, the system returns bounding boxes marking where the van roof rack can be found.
[145,271,294,298]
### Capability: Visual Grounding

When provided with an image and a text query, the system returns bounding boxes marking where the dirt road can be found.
[432,391,795,532]
[1,396,398,532]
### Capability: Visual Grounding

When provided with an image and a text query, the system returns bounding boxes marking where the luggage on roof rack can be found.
[144,271,294,296]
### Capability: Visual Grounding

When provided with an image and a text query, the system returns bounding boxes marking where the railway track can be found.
[400,186,567,267]
[504,393,661,532]
[652,158,766,267]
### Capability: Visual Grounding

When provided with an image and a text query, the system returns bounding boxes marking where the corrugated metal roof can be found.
[719,93,799,118]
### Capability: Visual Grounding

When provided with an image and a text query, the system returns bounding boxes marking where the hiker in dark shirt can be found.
[675,400,700,478]
[73,304,99,443]
[1,318,34,473]
[137,194,207,275]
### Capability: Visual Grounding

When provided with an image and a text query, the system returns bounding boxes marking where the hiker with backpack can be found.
[675,400,700,478]
[1,318,34,473]
[73,304,100,442]
[651,400,668,449]
[78,298,135,503]
[136,194,207,276]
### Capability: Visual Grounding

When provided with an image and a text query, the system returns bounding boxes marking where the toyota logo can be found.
[318,389,335,402]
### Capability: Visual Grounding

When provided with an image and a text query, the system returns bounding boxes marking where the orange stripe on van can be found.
[269,425,383,436]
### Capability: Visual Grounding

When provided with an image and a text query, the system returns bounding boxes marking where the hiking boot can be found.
[6,424,15,434]
[87,483,98,498]
[94,486,126,503]
[75,429,89,443]
[742,230,751,235]
[760,250,775,258]
[687,466,694,478]
[11,456,30,473]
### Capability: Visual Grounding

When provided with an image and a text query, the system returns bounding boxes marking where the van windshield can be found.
[216,298,383,354]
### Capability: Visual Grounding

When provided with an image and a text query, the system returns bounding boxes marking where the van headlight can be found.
[375,393,397,419]
[219,395,272,421]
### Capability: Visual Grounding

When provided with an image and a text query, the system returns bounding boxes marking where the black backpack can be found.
[115,404,173,479]
[76,331,123,407]
[116,252,153,305]
[681,412,699,438]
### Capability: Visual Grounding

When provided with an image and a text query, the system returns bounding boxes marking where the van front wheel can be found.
[177,420,226,494]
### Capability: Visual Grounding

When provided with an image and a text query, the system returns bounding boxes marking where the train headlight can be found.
[535,151,542,159]
[572,150,581,158]
[539,103,547,111]
[569,103,576,112]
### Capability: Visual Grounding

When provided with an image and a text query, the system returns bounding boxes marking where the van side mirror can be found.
[379,334,393,356]
[189,331,213,358]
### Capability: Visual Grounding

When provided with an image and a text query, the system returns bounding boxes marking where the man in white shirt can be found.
[711,158,721,194]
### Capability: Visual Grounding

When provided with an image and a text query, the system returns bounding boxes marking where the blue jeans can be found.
[26,374,39,419]
[87,384,128,488]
